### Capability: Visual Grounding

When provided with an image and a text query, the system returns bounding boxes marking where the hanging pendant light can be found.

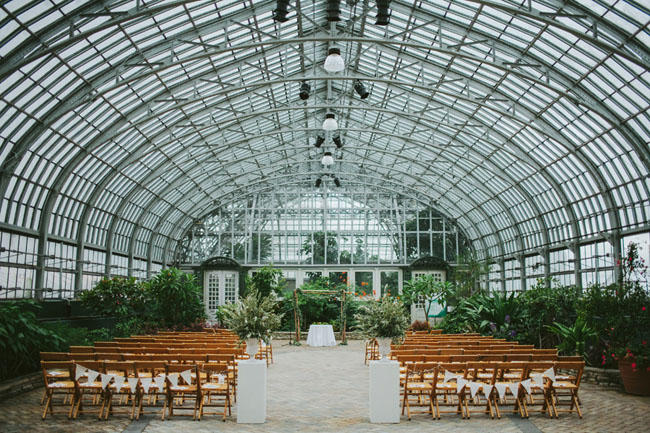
[322,113,338,131]
[321,152,334,166]
[324,47,345,73]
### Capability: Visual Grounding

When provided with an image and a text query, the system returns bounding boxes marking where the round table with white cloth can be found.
[306,324,337,347]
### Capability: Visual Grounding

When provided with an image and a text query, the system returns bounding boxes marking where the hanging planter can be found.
[618,359,650,396]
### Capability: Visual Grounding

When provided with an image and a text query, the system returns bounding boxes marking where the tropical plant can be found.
[403,275,454,321]
[355,296,409,341]
[220,289,283,343]
[246,265,286,298]
[0,300,65,381]
[546,318,598,357]
[80,276,145,320]
[142,267,206,327]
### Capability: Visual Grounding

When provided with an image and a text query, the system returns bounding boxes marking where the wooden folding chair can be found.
[163,364,199,420]
[134,361,167,420]
[39,353,71,404]
[40,361,75,419]
[464,362,498,419]
[101,361,138,420]
[523,361,555,418]
[72,361,105,419]
[431,362,466,419]
[548,361,584,418]
[365,338,379,364]
[198,362,232,421]
[401,362,436,420]
[493,362,528,419]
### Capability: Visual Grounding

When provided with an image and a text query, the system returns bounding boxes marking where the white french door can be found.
[204,270,239,320]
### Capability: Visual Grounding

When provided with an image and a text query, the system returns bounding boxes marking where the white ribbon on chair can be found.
[153,375,165,391]
[520,379,532,395]
[168,373,179,388]
[180,369,192,386]
[140,378,153,393]
[127,377,139,393]
[456,378,468,394]
[543,367,556,382]
[113,375,126,390]
[508,382,520,399]
[75,365,88,380]
[100,373,114,389]
[443,370,458,383]
[482,384,494,398]
[531,373,544,386]
[85,369,100,385]
[469,381,481,398]
[495,383,508,399]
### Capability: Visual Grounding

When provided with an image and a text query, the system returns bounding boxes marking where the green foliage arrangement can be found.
[403,275,454,320]
[246,265,286,298]
[80,276,145,320]
[219,289,283,343]
[0,301,65,381]
[546,318,598,357]
[142,268,206,327]
[355,296,409,341]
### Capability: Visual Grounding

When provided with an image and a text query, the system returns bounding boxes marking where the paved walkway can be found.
[1,340,649,432]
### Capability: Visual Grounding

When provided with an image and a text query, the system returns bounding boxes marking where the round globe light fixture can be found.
[322,113,338,131]
[323,47,345,73]
[321,152,334,166]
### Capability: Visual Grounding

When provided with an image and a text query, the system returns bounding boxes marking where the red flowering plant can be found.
[580,243,649,370]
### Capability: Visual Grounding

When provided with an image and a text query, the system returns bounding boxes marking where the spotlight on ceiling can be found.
[324,47,345,73]
[327,0,341,22]
[315,135,325,148]
[353,80,369,99]
[321,152,334,166]
[322,113,338,131]
[334,177,341,187]
[273,0,290,22]
[315,178,322,187]
[299,81,311,100]
[332,135,343,148]
[376,0,391,25]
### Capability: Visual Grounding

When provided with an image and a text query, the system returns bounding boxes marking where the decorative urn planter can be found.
[377,337,392,361]
[245,338,259,359]
[618,359,650,396]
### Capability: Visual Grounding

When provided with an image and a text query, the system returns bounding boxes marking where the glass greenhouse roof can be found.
[0,0,648,277]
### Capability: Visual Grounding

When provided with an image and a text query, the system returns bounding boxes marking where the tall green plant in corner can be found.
[143,268,206,327]
[246,265,286,298]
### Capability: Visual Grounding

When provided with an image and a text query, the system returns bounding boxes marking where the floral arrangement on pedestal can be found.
[220,289,283,358]
[355,296,409,360]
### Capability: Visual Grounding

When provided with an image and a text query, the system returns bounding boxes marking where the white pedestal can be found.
[237,359,267,423]
[369,360,400,423]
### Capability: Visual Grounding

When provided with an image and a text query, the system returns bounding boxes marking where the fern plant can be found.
[220,289,283,343]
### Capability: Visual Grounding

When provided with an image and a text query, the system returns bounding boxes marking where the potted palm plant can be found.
[220,289,282,358]
[355,296,409,360]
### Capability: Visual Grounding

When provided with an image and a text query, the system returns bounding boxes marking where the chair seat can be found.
[47,369,69,378]
[48,381,75,388]
[407,382,432,390]
[202,383,227,390]
[553,381,577,389]
[436,382,457,389]
[79,382,102,388]
[555,375,574,381]
[109,383,132,390]
[476,373,493,379]
[169,385,197,391]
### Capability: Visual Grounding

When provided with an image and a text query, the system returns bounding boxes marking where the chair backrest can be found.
[165,363,198,386]
[69,346,94,353]
[465,361,498,383]
[40,352,70,361]
[134,361,166,378]
[40,360,74,384]
[554,361,585,386]
[104,361,135,377]
[207,354,235,364]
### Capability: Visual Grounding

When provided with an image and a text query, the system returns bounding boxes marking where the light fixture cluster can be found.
[273,0,391,25]
[315,173,341,188]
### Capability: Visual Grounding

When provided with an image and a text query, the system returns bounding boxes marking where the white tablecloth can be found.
[306,324,337,347]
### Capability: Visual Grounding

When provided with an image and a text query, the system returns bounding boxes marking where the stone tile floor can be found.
[1,340,648,432]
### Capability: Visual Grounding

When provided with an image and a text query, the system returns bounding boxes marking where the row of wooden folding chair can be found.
[41,360,233,421]
[400,360,584,421]
[364,339,379,364]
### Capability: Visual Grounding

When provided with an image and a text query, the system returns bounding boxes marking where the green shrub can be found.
[0,301,65,381]
[143,268,206,328]
[80,276,145,320]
